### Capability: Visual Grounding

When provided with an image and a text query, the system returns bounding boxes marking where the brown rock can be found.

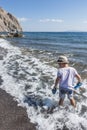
[0,7,22,32]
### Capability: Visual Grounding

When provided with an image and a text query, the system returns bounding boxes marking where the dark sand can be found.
[0,88,37,130]
[0,46,37,130]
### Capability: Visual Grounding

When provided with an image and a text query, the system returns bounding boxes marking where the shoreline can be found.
[0,88,36,130]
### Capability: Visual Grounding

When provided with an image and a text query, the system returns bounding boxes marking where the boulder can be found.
[0,7,22,32]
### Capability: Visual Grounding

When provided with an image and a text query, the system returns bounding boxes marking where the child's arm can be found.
[75,73,82,83]
[53,77,60,88]
[52,77,60,94]
[74,74,82,89]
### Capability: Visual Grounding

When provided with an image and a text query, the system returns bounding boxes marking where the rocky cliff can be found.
[0,7,22,32]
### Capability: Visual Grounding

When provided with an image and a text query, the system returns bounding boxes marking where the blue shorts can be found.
[59,87,73,99]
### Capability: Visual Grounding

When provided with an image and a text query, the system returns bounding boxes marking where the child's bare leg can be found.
[70,98,76,108]
[59,98,64,106]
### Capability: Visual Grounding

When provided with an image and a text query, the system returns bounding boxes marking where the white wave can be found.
[0,38,87,130]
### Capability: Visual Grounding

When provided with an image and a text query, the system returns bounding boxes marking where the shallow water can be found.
[0,35,87,130]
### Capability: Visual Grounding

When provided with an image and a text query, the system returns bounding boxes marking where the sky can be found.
[0,0,87,32]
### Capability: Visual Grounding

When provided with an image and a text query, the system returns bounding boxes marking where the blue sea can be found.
[8,32,87,78]
[0,32,87,130]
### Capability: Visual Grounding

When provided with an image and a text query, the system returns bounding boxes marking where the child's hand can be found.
[74,82,82,89]
[52,87,57,94]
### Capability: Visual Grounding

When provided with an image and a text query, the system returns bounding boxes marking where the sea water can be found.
[0,32,87,130]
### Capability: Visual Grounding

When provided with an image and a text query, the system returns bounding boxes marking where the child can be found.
[52,55,82,108]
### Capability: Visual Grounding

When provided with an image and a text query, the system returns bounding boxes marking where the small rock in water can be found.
[62,125,69,130]
[80,87,86,93]
[80,105,87,115]
[0,76,3,85]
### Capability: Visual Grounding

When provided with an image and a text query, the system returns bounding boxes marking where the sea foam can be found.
[0,38,87,130]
